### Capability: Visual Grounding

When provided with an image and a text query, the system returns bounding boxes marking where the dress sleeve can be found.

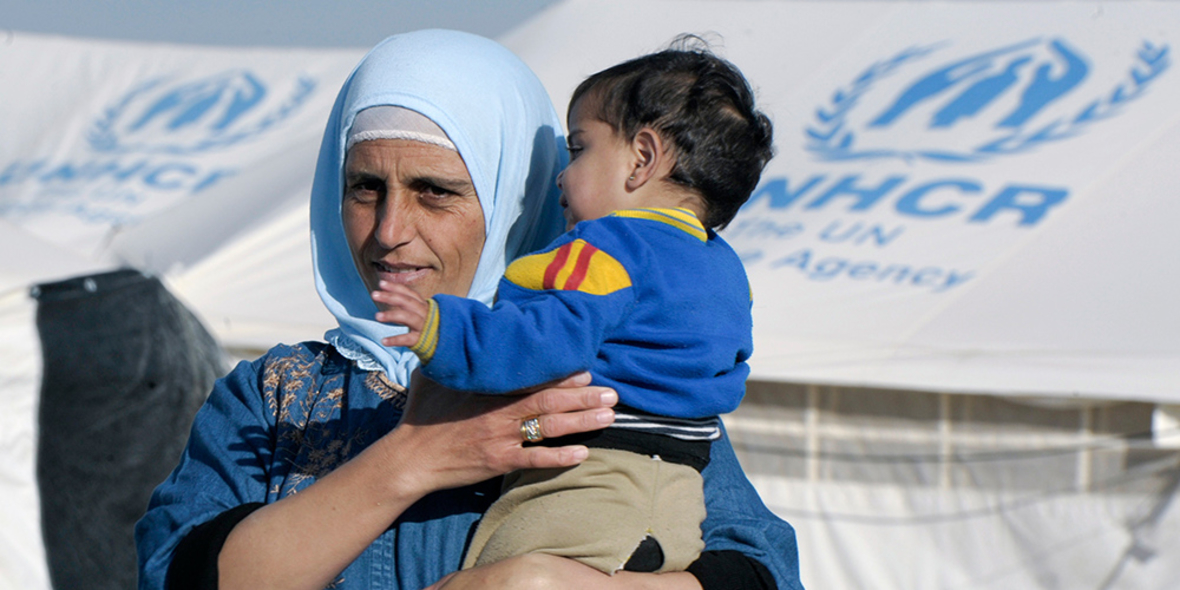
[135,357,277,590]
[166,503,264,590]
[697,425,804,590]
[687,550,776,590]
[420,235,637,394]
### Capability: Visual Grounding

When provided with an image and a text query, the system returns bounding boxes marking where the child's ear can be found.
[626,128,673,191]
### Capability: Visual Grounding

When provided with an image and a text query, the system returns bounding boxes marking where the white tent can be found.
[502,0,1180,402]
[501,2,1180,588]
[0,33,360,589]
[3,1,1179,588]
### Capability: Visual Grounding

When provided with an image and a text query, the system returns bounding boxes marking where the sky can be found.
[0,0,560,48]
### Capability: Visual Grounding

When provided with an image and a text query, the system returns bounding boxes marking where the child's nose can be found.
[556,168,566,190]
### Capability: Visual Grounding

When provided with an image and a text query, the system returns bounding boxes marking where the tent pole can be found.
[939,393,953,489]
[805,384,820,482]
[1077,405,1093,492]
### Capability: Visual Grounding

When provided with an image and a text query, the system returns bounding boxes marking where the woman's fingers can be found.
[537,370,593,390]
[392,372,618,491]
[507,383,616,469]
[521,444,591,469]
[530,405,615,441]
[519,382,617,417]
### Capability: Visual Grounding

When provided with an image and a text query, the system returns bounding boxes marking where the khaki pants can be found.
[462,448,705,574]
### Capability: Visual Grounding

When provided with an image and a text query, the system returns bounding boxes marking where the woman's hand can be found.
[424,553,704,590]
[385,371,617,498]
[218,373,614,590]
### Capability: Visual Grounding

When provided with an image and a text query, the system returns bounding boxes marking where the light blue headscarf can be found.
[310,30,566,385]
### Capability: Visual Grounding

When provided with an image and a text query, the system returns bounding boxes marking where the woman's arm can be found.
[137,353,616,590]
[217,371,615,590]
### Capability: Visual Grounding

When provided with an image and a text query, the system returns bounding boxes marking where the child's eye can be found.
[567,146,584,159]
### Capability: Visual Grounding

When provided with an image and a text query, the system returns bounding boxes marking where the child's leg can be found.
[462,448,705,574]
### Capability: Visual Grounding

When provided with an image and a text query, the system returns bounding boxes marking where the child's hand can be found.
[373,282,431,348]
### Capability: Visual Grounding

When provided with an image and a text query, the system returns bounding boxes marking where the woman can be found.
[136,29,802,590]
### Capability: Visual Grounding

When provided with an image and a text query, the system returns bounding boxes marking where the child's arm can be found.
[372,282,432,348]
[384,226,638,394]
[420,278,634,394]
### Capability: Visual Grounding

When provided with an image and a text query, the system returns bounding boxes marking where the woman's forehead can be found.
[345,139,474,185]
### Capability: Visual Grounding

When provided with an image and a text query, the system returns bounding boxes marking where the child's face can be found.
[557,97,640,230]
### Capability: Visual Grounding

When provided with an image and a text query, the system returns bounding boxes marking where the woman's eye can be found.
[347,179,383,201]
[419,183,455,200]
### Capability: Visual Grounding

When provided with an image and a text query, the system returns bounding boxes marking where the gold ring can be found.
[520,417,543,443]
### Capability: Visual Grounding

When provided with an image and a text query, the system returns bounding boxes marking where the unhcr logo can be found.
[87,70,316,155]
[806,38,1169,162]
[1,69,320,229]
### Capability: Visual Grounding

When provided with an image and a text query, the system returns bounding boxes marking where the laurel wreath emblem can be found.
[88,73,317,155]
[805,41,1170,163]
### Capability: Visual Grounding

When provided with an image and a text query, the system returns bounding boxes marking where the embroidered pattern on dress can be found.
[368,371,407,409]
[259,345,406,497]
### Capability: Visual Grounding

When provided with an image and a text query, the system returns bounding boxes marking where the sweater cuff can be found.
[686,550,777,590]
[410,298,440,364]
[167,503,264,590]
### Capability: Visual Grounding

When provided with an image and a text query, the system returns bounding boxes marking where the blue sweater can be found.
[417,208,752,419]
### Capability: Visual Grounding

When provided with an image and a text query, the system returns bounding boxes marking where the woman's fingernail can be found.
[570,447,589,461]
[596,409,615,425]
[600,390,617,405]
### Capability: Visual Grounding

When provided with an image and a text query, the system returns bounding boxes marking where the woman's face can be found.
[342,139,486,307]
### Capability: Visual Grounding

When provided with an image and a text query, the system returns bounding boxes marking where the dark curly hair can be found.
[569,36,774,229]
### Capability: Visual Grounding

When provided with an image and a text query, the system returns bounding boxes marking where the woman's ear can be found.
[626,128,673,191]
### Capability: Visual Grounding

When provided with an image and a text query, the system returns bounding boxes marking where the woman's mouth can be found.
[373,261,431,284]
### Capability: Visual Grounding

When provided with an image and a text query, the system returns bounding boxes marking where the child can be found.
[375,42,774,575]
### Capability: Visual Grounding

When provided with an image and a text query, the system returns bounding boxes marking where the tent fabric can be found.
[33,269,223,590]
[747,473,1180,590]
[0,31,356,348]
[724,380,1180,590]
[501,0,1180,403]
[3,4,1180,589]
[0,289,51,590]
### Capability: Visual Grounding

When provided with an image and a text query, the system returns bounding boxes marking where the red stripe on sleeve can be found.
[542,243,572,290]
[563,243,598,291]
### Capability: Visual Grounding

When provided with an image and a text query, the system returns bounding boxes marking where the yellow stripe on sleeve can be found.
[410,298,440,364]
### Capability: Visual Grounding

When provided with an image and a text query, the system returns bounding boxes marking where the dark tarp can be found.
[34,269,224,590]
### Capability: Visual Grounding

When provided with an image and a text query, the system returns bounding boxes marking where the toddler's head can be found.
[562,37,774,230]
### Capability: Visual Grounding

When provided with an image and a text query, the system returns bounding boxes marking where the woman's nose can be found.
[374,195,417,248]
